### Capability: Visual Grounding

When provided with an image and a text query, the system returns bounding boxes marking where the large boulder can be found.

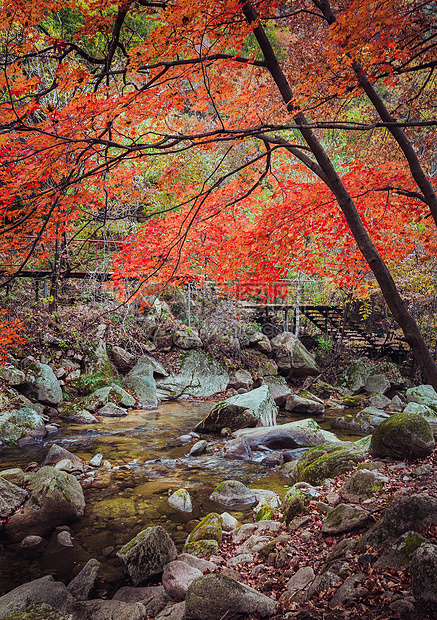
[359,493,437,548]
[0,575,71,617]
[195,386,277,433]
[292,441,367,486]
[228,419,340,453]
[156,351,229,400]
[270,333,320,377]
[369,412,435,460]
[406,384,437,411]
[2,466,86,541]
[184,574,277,620]
[24,362,63,405]
[117,526,177,585]
[0,407,47,444]
[123,355,167,409]
[403,401,437,421]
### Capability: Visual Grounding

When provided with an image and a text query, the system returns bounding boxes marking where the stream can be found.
[0,402,361,596]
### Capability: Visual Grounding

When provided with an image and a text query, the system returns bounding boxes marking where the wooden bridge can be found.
[241,301,409,358]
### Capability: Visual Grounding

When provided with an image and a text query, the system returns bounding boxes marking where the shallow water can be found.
[0,401,361,595]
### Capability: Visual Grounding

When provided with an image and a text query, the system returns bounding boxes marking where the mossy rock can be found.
[185,512,222,545]
[255,505,274,522]
[183,539,219,558]
[369,412,435,460]
[293,441,366,486]
[281,489,306,524]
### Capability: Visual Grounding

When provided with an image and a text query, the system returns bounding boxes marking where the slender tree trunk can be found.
[241,0,437,388]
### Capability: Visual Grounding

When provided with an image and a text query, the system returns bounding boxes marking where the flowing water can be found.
[0,402,361,595]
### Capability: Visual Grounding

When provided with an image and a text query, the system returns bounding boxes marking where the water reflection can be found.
[0,401,361,595]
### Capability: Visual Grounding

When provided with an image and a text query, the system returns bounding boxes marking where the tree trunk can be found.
[241,0,437,388]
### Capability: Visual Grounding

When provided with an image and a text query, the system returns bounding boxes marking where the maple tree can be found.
[1,1,437,383]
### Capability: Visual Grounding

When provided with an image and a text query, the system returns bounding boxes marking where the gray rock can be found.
[0,363,25,386]
[68,558,101,600]
[210,480,256,508]
[117,526,178,585]
[403,401,437,420]
[59,403,99,424]
[0,467,25,486]
[328,573,368,609]
[2,466,85,541]
[177,553,217,573]
[196,386,277,433]
[368,393,391,409]
[156,351,228,401]
[262,376,292,406]
[98,402,127,417]
[68,599,147,619]
[155,602,186,620]
[339,469,384,503]
[227,369,253,390]
[189,440,207,456]
[123,355,167,409]
[321,503,371,534]
[333,407,390,435]
[24,362,63,405]
[173,328,202,349]
[336,359,369,395]
[359,493,437,548]
[0,407,47,444]
[406,384,437,410]
[410,543,437,604]
[248,332,272,354]
[184,574,277,619]
[162,560,203,601]
[54,459,83,475]
[271,332,320,377]
[168,489,193,513]
[364,373,391,394]
[112,584,166,602]
[369,412,435,460]
[0,476,28,518]
[44,444,83,470]
[374,531,428,569]
[0,575,71,617]
[284,566,315,598]
[110,346,136,372]
[229,419,340,453]
[86,384,136,412]
[89,454,103,467]
[284,393,325,416]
